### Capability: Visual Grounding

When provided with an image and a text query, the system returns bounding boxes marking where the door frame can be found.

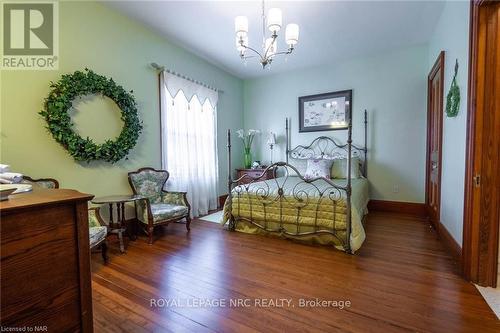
[462,0,499,287]
[425,51,445,230]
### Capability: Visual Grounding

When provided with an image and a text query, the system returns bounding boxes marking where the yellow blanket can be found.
[222,177,368,252]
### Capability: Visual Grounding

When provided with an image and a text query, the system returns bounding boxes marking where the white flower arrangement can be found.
[236,129,261,150]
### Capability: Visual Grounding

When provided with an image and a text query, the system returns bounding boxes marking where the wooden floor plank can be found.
[92,212,499,332]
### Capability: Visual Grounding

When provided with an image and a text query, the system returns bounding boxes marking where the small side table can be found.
[92,194,144,253]
[236,168,276,186]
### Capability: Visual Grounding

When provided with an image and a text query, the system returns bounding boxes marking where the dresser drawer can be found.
[236,169,275,185]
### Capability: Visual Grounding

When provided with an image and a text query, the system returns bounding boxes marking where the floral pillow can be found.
[304,159,333,180]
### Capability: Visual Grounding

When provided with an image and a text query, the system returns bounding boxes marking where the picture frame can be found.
[298,89,352,132]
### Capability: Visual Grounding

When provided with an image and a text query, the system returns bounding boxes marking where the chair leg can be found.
[148,226,154,245]
[101,241,109,264]
[186,216,191,231]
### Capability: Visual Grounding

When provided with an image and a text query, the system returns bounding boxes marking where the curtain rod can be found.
[150,62,223,93]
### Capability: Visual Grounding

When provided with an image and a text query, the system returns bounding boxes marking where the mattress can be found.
[222,176,368,252]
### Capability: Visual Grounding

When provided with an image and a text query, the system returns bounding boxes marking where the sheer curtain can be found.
[160,71,218,217]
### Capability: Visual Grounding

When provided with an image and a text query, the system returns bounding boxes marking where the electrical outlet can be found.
[393,184,399,193]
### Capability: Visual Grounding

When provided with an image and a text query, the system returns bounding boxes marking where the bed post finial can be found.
[285,118,289,164]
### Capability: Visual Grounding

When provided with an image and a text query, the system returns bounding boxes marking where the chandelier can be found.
[234,0,299,69]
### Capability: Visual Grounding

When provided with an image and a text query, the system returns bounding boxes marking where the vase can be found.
[244,148,252,169]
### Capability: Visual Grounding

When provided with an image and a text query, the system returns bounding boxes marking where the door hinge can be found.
[473,174,481,187]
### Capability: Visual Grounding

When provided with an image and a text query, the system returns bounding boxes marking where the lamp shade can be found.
[235,16,248,37]
[267,8,282,32]
[285,23,299,45]
[267,132,276,145]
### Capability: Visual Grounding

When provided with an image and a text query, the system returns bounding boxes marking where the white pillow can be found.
[304,159,333,179]
[331,157,361,179]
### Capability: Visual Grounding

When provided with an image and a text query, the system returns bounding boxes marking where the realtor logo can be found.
[1,1,59,70]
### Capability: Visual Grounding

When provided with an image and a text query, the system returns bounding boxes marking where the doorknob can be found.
[432,161,438,170]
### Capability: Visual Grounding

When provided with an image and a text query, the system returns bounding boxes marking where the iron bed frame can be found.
[225,110,368,253]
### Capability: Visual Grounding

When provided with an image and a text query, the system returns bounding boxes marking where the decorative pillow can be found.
[304,159,333,179]
[331,157,361,179]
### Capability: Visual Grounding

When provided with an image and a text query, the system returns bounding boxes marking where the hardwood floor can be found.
[91,213,499,332]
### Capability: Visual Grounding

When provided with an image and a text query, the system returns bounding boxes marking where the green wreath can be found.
[446,60,460,117]
[40,69,142,163]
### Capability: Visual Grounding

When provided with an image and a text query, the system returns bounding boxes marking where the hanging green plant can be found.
[40,69,142,163]
[446,59,460,117]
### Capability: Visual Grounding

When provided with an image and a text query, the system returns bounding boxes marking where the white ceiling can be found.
[105,1,445,79]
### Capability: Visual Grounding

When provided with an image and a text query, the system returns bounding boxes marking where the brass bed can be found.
[222,111,368,253]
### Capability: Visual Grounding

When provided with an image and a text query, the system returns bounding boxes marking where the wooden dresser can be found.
[0,188,94,332]
[236,168,276,185]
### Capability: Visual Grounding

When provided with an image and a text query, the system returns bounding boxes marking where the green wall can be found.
[0,1,243,199]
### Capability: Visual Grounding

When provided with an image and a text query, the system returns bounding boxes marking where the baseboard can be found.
[218,194,228,209]
[437,221,462,268]
[368,200,428,218]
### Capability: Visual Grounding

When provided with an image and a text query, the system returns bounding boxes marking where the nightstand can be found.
[236,168,275,185]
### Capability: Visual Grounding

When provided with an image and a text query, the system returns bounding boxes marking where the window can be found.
[160,72,218,217]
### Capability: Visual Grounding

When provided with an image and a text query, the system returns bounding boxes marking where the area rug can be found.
[476,284,500,319]
[199,210,223,224]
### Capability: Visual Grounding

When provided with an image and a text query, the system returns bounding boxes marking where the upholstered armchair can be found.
[22,176,59,189]
[128,167,191,244]
[88,207,108,263]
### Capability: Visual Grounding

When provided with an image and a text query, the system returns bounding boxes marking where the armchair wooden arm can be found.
[135,197,154,224]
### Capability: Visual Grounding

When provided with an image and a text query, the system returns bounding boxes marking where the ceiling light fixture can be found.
[235,0,299,69]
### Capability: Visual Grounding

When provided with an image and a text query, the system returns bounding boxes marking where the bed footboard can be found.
[225,160,352,253]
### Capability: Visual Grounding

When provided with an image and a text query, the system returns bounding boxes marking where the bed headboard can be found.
[286,110,368,177]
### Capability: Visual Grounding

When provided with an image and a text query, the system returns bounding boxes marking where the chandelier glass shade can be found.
[234,1,299,69]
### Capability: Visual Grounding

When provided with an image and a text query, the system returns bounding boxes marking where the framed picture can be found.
[299,89,352,132]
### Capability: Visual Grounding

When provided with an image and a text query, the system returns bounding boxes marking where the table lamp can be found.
[267,132,276,164]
